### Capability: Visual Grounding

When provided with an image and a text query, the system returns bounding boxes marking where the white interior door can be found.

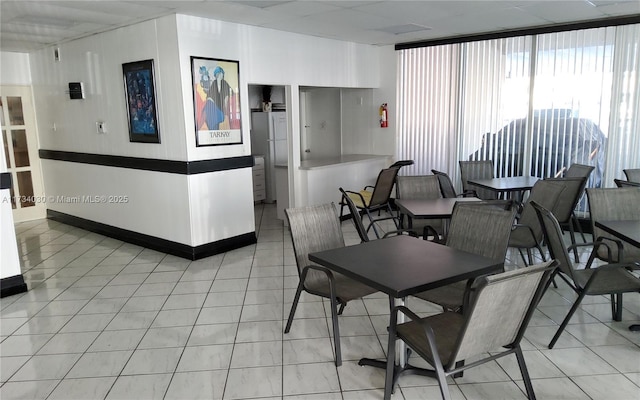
[1,86,46,222]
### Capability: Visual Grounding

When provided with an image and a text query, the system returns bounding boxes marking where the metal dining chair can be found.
[614,179,640,188]
[339,167,400,238]
[543,177,590,262]
[431,169,476,199]
[564,163,595,179]
[459,160,498,200]
[412,200,517,312]
[385,261,556,400]
[285,203,379,366]
[585,187,640,268]
[339,187,417,242]
[533,201,640,349]
[623,168,640,183]
[395,175,444,239]
[508,179,566,265]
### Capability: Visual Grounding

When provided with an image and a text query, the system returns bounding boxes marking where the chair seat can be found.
[413,281,467,311]
[574,268,640,295]
[508,225,539,247]
[304,270,378,302]
[346,190,372,208]
[396,311,465,367]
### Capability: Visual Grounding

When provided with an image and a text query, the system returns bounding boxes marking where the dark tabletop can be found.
[309,235,503,298]
[395,197,481,219]
[468,176,539,192]
[595,220,640,248]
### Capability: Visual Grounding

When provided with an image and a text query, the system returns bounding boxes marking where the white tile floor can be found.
[1,203,639,399]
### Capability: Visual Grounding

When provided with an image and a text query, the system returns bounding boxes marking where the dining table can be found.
[468,175,539,202]
[394,197,481,233]
[594,219,640,332]
[308,235,504,387]
[595,220,640,248]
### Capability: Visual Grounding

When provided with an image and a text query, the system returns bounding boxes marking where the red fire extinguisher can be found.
[379,103,388,128]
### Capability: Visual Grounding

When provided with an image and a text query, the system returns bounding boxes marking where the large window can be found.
[397,23,640,214]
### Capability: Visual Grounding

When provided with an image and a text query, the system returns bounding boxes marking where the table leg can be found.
[358,296,436,394]
[359,296,406,369]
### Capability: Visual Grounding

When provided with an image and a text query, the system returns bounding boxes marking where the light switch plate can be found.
[96,121,107,134]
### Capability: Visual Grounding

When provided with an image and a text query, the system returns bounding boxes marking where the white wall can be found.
[302,87,341,160]
[341,88,375,154]
[30,17,186,160]
[28,16,207,245]
[26,14,387,248]
[173,15,384,230]
[372,46,398,157]
[175,14,380,163]
[299,157,391,207]
[40,159,192,242]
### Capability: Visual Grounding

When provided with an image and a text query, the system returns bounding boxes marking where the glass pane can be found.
[17,171,34,208]
[7,97,24,125]
[0,98,5,126]
[2,130,10,168]
[11,130,30,167]
[9,186,16,209]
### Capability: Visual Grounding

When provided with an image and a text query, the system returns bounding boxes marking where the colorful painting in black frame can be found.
[123,59,160,143]
[191,56,242,146]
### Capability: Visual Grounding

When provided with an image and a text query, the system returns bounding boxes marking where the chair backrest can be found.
[369,167,400,207]
[516,180,565,241]
[446,201,517,262]
[449,261,556,368]
[532,201,578,280]
[614,179,640,188]
[587,187,640,241]
[459,160,496,200]
[623,168,640,183]
[285,203,346,283]
[339,187,370,243]
[396,175,442,200]
[390,159,414,169]
[432,169,458,198]
[543,177,588,224]
[564,163,595,179]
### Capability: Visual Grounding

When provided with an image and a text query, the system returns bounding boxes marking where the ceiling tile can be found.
[1,0,638,52]
[304,7,389,30]
[261,1,343,17]
[517,1,607,23]
[595,1,640,15]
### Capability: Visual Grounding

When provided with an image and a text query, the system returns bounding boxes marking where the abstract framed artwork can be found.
[191,56,242,147]
[122,59,160,143]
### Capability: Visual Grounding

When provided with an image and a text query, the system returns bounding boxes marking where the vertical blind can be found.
[396,45,459,177]
[397,23,640,212]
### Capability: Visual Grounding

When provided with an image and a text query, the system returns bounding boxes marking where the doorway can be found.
[299,87,341,161]
[1,86,46,222]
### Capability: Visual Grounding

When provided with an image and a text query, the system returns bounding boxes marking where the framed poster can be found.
[191,56,242,146]
[122,59,160,143]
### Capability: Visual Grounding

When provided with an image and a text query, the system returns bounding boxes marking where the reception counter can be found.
[298,154,392,208]
[299,154,391,170]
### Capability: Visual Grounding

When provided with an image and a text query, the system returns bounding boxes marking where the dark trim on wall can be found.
[1,172,12,190]
[396,14,640,50]
[1,275,28,298]
[39,150,254,174]
[47,209,257,260]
